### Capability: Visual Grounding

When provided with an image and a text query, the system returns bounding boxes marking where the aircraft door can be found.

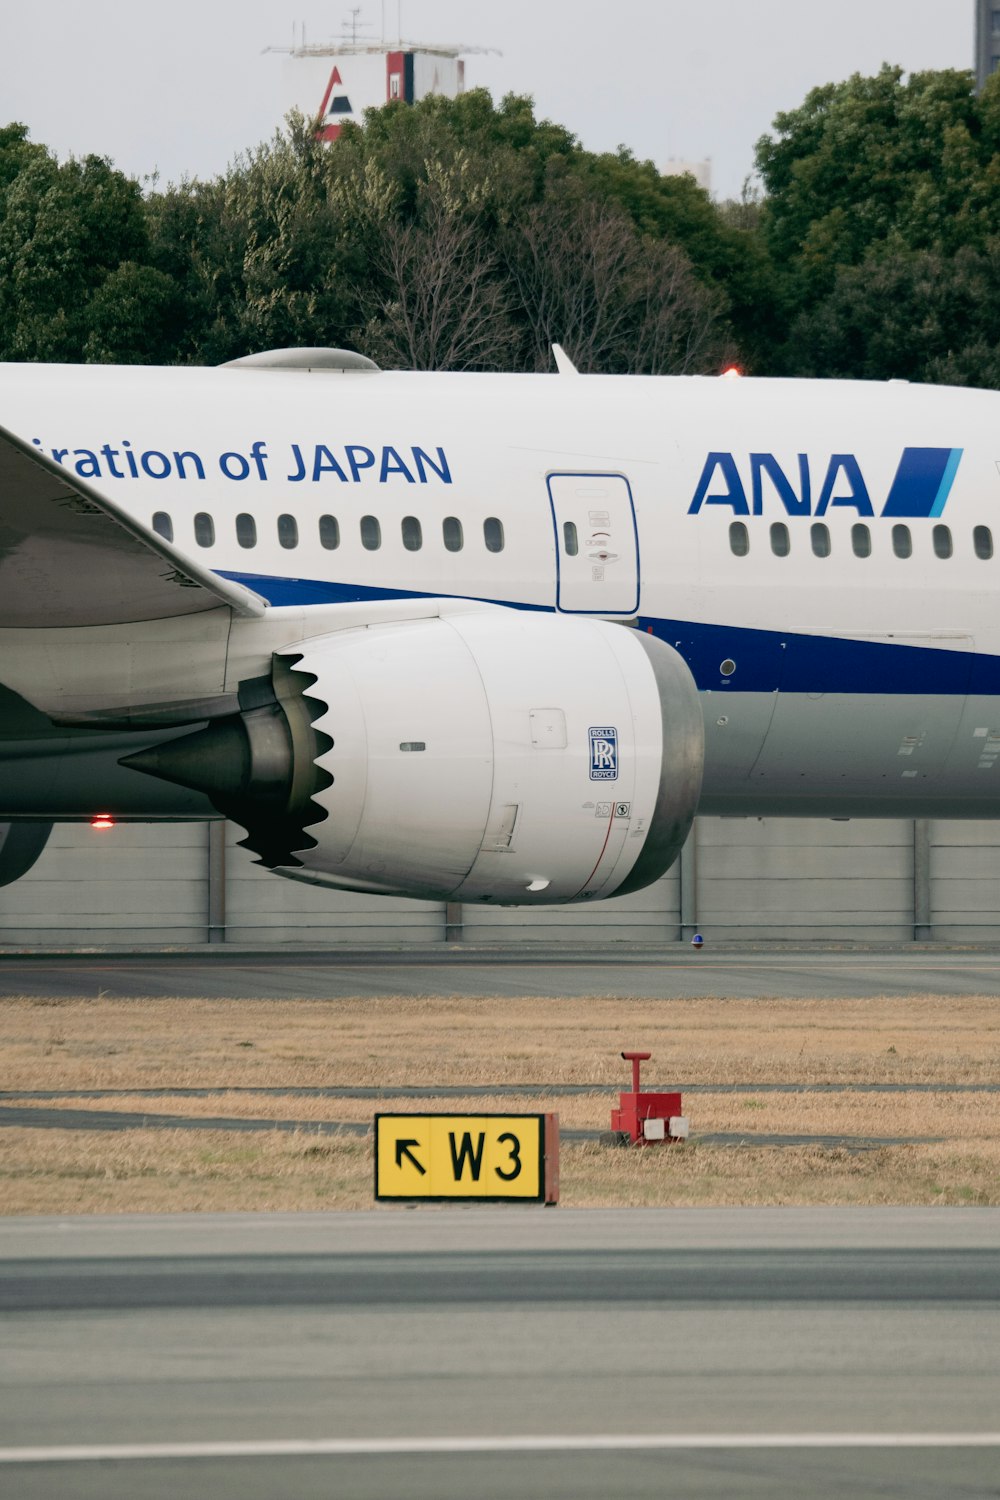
[547,472,640,614]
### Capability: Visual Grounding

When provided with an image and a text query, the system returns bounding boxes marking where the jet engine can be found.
[124,612,703,904]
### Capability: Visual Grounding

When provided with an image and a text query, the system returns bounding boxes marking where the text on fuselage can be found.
[32,439,453,486]
[688,447,962,519]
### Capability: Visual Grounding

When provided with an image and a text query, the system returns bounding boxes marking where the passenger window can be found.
[401,516,422,551]
[236,513,256,549]
[278,514,298,549]
[194,512,214,548]
[729,521,749,557]
[810,522,830,558]
[974,525,993,560]
[484,517,505,553]
[319,515,340,550]
[892,524,912,559]
[152,511,173,543]
[443,516,463,552]
[933,524,953,559]
[563,521,579,556]
[851,523,871,558]
[770,521,790,557]
[361,515,381,550]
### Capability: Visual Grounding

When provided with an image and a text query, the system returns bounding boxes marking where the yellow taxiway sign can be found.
[375,1113,559,1203]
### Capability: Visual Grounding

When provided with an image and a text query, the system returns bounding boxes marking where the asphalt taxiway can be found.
[3,944,1000,999]
[2,951,997,1495]
[1,1209,998,1499]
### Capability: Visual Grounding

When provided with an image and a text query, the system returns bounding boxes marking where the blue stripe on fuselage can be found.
[638,616,982,695]
[217,570,548,613]
[216,570,991,697]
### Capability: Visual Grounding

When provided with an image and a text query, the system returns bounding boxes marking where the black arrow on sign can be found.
[395,1139,426,1174]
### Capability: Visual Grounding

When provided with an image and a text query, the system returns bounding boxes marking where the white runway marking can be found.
[2,1433,999,1463]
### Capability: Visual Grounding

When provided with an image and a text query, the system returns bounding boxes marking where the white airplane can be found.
[0,347,997,904]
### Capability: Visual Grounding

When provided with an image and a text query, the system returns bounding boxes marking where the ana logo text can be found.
[688,447,963,520]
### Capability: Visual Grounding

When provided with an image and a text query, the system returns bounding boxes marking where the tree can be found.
[0,123,46,203]
[350,93,761,358]
[0,136,165,362]
[329,91,736,373]
[753,66,1000,379]
[783,240,1000,388]
[502,195,729,374]
[146,116,366,364]
[0,95,748,375]
[357,183,517,370]
[82,262,185,365]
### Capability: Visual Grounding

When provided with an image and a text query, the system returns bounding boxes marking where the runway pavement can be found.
[1,1208,998,1499]
[3,945,1000,999]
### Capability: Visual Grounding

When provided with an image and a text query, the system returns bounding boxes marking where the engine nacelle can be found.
[126,612,703,904]
[0,821,52,887]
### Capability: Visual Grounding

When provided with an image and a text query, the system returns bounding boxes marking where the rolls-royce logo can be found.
[589,727,618,781]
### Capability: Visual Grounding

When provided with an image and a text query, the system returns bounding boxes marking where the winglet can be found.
[552,343,580,376]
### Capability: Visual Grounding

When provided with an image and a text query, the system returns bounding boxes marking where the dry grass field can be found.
[0,994,997,1213]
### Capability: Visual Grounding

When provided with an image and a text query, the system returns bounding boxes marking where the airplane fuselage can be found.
[3,362,1000,820]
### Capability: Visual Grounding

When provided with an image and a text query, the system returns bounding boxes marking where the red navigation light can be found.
[721,365,743,379]
[90,814,115,831]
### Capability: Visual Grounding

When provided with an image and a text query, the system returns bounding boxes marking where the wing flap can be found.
[0,420,265,626]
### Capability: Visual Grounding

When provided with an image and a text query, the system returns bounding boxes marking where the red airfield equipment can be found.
[611,1050,689,1145]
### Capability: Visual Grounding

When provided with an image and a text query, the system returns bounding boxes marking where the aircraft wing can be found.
[0,421,265,627]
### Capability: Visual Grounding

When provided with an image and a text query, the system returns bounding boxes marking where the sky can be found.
[0,1,976,199]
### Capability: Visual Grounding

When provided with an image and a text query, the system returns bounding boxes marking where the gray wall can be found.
[2,816,1000,945]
